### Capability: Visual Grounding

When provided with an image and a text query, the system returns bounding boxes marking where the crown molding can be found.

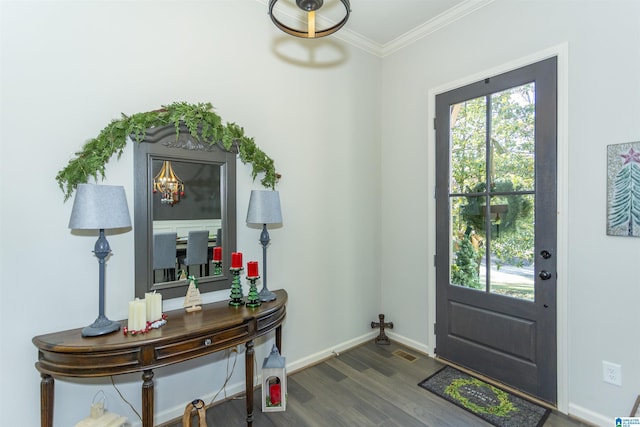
[333,27,385,57]
[257,0,494,58]
[378,0,495,57]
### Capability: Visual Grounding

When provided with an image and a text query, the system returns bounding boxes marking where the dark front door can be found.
[435,57,557,403]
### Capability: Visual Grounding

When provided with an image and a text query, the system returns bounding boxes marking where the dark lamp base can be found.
[82,315,121,337]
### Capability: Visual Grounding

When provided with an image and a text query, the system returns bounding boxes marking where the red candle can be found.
[247,261,259,277]
[231,252,243,269]
[269,384,281,405]
[213,246,222,261]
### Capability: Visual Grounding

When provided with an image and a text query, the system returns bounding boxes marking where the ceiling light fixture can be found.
[269,0,351,38]
[153,160,184,206]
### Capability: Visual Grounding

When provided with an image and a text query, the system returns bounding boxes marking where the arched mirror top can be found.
[134,123,237,299]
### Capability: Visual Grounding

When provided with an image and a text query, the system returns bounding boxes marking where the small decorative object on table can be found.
[145,291,163,322]
[212,246,223,275]
[246,261,261,308]
[246,190,283,302]
[229,252,245,307]
[124,292,167,335]
[371,313,393,345]
[68,184,132,337]
[184,275,203,313]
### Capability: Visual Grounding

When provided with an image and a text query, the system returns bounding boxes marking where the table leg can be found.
[275,325,282,352]
[40,373,54,427]
[142,369,154,427]
[245,340,254,426]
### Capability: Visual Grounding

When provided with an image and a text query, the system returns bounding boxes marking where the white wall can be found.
[380,0,640,425]
[0,1,381,425]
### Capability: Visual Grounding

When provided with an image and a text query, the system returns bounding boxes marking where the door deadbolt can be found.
[539,271,552,280]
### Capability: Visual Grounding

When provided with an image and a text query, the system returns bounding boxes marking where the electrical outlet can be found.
[602,361,622,386]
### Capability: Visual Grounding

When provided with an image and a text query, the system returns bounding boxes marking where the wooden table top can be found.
[33,289,287,377]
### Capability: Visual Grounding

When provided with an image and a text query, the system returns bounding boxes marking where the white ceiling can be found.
[262,0,493,56]
[346,0,469,45]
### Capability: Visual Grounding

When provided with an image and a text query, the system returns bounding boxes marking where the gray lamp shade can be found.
[246,190,282,225]
[69,184,132,230]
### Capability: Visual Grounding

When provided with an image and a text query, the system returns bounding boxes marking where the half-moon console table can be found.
[33,289,287,427]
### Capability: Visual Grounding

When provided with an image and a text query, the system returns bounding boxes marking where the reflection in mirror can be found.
[152,159,222,283]
[134,124,237,299]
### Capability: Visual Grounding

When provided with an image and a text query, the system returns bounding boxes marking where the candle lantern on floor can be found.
[262,344,287,412]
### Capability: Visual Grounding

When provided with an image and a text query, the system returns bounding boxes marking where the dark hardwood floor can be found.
[165,341,593,427]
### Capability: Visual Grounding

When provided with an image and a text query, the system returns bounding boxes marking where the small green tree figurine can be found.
[229,269,245,307]
[246,277,261,308]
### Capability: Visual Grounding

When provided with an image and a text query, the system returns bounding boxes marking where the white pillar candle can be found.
[136,299,146,330]
[155,292,163,320]
[145,293,154,322]
[128,298,146,331]
[145,292,163,322]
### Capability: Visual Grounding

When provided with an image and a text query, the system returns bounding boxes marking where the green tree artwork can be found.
[607,142,640,237]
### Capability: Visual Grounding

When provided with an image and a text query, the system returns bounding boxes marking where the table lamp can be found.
[246,190,282,302]
[69,184,132,337]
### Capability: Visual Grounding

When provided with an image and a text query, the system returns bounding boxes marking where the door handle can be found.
[539,271,552,280]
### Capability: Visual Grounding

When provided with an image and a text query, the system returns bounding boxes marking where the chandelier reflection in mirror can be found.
[269,0,351,38]
[153,160,184,206]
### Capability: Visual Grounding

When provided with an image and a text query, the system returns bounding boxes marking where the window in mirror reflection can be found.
[151,159,222,284]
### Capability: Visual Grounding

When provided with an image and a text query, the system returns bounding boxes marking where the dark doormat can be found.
[418,366,550,427]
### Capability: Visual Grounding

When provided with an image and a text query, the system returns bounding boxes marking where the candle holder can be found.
[213,260,222,276]
[123,313,167,336]
[229,267,245,307]
[246,276,261,308]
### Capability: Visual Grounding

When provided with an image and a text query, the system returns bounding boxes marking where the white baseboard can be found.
[139,331,378,426]
[567,403,613,427]
[386,331,432,356]
[286,331,378,373]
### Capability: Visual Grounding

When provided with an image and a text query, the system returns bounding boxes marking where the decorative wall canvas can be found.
[607,141,640,237]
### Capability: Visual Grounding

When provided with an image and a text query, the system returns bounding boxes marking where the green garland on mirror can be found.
[56,102,279,200]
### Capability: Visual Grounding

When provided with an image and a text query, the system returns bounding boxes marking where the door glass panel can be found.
[450,195,485,291]
[487,194,535,300]
[490,83,535,192]
[450,97,487,195]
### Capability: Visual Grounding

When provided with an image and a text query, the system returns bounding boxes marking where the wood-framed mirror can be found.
[134,123,237,299]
